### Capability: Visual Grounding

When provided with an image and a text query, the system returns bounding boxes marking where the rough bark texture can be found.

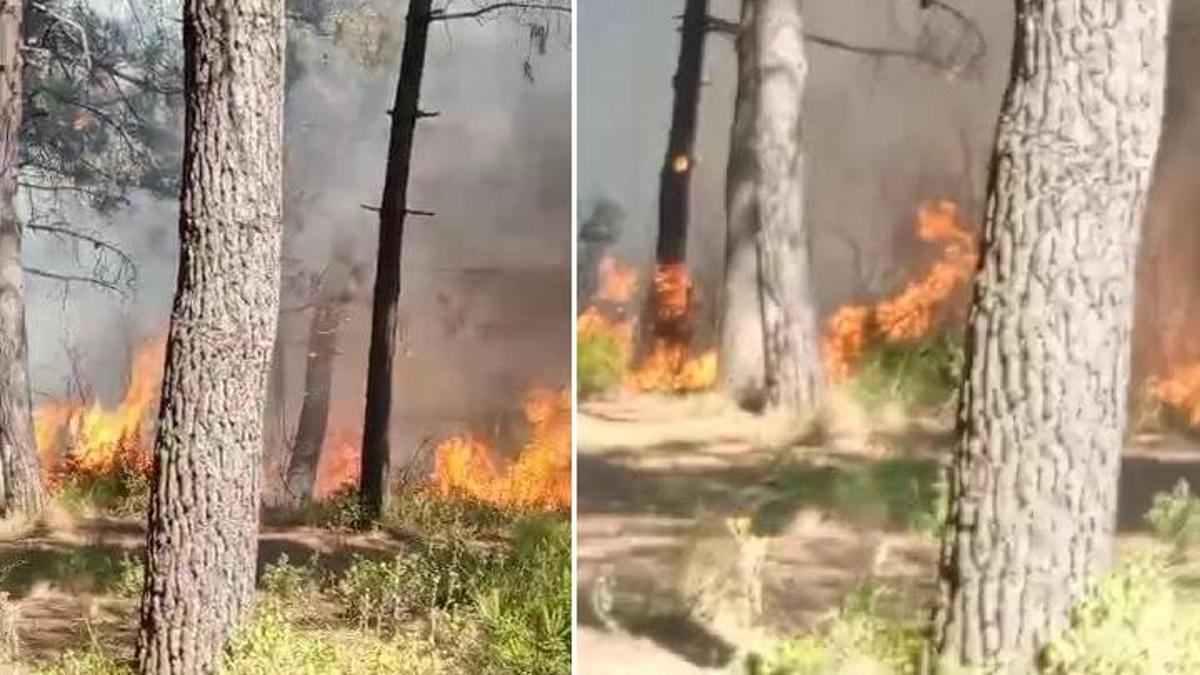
[360,0,432,523]
[934,1,1170,671]
[0,0,45,517]
[717,0,766,410]
[136,0,284,668]
[284,296,343,504]
[752,0,822,413]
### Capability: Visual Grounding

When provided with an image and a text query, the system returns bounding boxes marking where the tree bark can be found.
[934,1,1170,671]
[136,0,284,668]
[359,0,432,523]
[0,0,45,517]
[720,0,825,410]
[717,0,766,411]
[284,294,342,504]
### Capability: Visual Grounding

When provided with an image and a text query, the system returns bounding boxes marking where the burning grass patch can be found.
[843,333,964,414]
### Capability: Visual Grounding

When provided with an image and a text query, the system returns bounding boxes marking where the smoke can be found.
[26,2,571,460]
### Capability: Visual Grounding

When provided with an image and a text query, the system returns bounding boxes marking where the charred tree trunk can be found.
[360,0,432,523]
[934,1,1169,671]
[285,296,343,504]
[717,0,765,410]
[656,0,707,268]
[643,0,708,354]
[753,0,823,413]
[136,0,284,668]
[0,0,45,517]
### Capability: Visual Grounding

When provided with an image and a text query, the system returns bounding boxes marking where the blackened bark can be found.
[655,0,708,267]
[136,0,284,668]
[753,0,823,413]
[934,0,1170,670]
[360,0,432,522]
[0,0,45,517]
[284,295,343,504]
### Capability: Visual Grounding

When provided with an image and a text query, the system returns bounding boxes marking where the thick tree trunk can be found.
[752,0,822,413]
[934,1,1169,671]
[136,0,284,668]
[359,0,432,523]
[0,0,45,517]
[284,296,342,504]
[717,0,766,410]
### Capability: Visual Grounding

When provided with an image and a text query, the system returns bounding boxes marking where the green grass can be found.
[756,457,943,535]
[577,328,626,399]
[847,333,963,413]
[54,470,150,518]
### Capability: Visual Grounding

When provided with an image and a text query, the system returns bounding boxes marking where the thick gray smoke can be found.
[26,2,571,460]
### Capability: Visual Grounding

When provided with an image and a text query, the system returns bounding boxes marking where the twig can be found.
[430,2,570,22]
[25,266,122,294]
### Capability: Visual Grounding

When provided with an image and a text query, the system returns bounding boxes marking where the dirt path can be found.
[575,392,1200,673]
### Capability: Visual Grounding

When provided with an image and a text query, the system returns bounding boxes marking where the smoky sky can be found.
[26,1,571,452]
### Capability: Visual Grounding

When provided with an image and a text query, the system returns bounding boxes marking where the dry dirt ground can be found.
[0,513,411,668]
[575,391,1200,674]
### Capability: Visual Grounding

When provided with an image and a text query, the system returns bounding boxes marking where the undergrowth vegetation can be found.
[844,333,964,414]
[576,328,626,399]
[27,491,570,675]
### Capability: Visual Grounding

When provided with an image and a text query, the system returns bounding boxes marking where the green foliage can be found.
[1146,480,1200,554]
[764,583,925,675]
[757,459,941,533]
[54,470,150,518]
[296,486,366,531]
[577,329,626,398]
[113,553,144,600]
[335,538,495,632]
[36,639,134,674]
[261,554,321,601]
[848,334,964,412]
[1041,553,1200,674]
[475,515,572,675]
[386,492,517,541]
[50,547,135,595]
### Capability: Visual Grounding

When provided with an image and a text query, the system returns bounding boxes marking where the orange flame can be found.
[33,335,166,483]
[313,429,362,499]
[595,255,638,305]
[822,200,977,381]
[431,387,570,510]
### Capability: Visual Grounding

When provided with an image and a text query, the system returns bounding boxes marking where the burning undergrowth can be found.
[33,332,570,517]
[577,257,717,397]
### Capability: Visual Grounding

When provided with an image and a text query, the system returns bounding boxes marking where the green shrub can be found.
[1041,553,1200,674]
[261,554,320,601]
[577,329,626,398]
[1146,479,1200,554]
[54,469,150,518]
[475,515,571,675]
[765,583,925,674]
[335,538,495,632]
[848,334,963,412]
[113,553,143,600]
[306,486,366,531]
[387,492,516,541]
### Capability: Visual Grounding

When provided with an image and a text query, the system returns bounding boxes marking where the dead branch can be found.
[25,266,123,294]
[430,2,570,22]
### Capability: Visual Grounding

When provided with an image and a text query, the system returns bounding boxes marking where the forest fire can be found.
[431,387,570,510]
[578,255,716,393]
[33,335,166,483]
[822,200,977,381]
[313,430,361,499]
[1147,367,1200,425]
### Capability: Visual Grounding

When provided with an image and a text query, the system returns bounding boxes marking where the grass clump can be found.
[577,329,626,399]
[54,470,150,518]
[1041,553,1200,674]
[757,458,941,534]
[764,583,925,675]
[386,492,517,541]
[847,334,963,413]
[1146,479,1200,555]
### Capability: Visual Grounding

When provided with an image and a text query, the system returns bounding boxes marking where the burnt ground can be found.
[0,514,411,667]
[575,391,1200,674]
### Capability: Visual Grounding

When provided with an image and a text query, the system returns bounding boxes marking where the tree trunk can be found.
[752,0,822,413]
[0,0,45,517]
[136,0,284,668]
[934,1,1169,671]
[655,0,707,268]
[717,0,766,411]
[263,326,287,500]
[284,296,342,504]
[359,0,432,523]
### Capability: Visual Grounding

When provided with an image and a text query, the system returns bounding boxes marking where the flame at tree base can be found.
[432,388,571,511]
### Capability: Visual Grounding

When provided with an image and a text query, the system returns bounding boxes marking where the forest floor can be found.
[575,391,1200,674]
